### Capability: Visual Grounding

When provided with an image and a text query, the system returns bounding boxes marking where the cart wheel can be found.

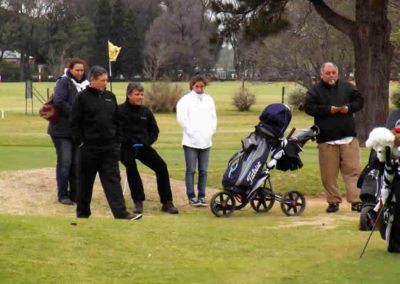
[359,206,376,231]
[250,187,275,213]
[280,191,306,216]
[233,193,247,210]
[210,191,236,217]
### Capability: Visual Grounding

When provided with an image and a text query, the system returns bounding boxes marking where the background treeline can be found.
[0,0,219,82]
[0,0,399,84]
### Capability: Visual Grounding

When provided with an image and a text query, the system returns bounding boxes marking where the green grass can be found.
[1,81,400,283]
[1,210,400,284]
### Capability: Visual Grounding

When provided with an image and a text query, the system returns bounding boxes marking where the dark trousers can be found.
[120,146,173,204]
[76,144,128,219]
[51,136,77,201]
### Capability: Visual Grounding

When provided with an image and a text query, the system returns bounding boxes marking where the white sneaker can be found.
[189,197,201,207]
[198,197,208,207]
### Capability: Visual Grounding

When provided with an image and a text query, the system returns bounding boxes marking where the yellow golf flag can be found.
[108,40,121,62]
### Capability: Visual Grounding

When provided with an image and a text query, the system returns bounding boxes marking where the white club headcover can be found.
[365,127,395,162]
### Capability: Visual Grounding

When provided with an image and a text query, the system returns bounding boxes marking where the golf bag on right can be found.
[363,110,400,253]
[358,151,382,231]
[377,159,400,253]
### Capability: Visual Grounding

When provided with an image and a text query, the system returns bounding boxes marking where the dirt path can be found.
[0,168,359,229]
[0,168,217,217]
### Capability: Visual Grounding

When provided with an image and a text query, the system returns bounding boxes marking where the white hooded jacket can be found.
[176,90,217,149]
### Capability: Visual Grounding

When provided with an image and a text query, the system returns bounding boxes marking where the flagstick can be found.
[109,60,113,92]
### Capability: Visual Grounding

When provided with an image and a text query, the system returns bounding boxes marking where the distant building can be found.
[0,50,34,64]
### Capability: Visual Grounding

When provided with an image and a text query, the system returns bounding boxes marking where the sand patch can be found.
[0,168,358,228]
[0,168,218,218]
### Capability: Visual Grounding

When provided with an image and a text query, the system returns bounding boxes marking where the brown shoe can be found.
[161,201,179,214]
[326,203,339,213]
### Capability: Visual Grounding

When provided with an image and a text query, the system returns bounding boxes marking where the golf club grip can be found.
[287,128,296,139]
[385,146,391,165]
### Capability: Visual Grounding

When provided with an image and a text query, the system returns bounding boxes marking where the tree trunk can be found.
[352,0,393,145]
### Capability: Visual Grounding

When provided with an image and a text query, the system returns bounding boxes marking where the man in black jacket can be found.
[118,82,178,214]
[70,66,140,220]
[304,62,364,213]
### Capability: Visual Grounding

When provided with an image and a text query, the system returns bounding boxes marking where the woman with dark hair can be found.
[48,58,89,205]
[176,75,217,207]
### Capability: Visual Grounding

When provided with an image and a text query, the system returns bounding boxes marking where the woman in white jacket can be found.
[176,75,217,207]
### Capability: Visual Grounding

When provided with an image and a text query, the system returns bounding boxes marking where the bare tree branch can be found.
[309,0,356,38]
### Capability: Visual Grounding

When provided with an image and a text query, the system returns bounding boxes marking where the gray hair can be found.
[320,62,339,75]
[126,82,144,96]
[89,65,108,80]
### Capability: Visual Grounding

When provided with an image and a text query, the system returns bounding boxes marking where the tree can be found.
[2,0,55,80]
[144,0,215,80]
[68,16,95,65]
[119,9,143,79]
[211,0,394,143]
[110,0,126,77]
[42,1,73,76]
[90,0,112,68]
[255,1,354,88]
[0,7,14,61]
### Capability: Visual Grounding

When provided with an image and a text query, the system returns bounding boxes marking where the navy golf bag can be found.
[222,103,292,192]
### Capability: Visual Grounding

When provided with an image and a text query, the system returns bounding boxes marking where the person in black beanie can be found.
[118,82,178,215]
[70,66,141,220]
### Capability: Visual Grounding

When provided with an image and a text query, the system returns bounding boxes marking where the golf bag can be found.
[222,103,292,191]
[379,162,400,253]
[358,151,383,231]
[360,111,400,252]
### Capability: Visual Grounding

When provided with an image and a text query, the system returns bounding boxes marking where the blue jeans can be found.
[183,146,211,199]
[51,136,77,201]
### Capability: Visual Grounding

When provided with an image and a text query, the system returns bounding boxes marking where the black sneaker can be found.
[161,201,179,214]
[125,212,143,221]
[134,201,143,214]
[351,202,362,212]
[59,197,74,205]
[198,197,208,207]
[189,197,200,207]
[326,203,339,213]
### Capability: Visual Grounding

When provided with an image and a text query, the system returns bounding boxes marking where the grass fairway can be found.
[1,209,400,284]
[1,81,400,283]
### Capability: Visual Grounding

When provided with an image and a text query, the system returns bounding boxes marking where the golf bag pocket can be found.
[241,133,258,152]
[222,136,271,191]
[360,169,380,204]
